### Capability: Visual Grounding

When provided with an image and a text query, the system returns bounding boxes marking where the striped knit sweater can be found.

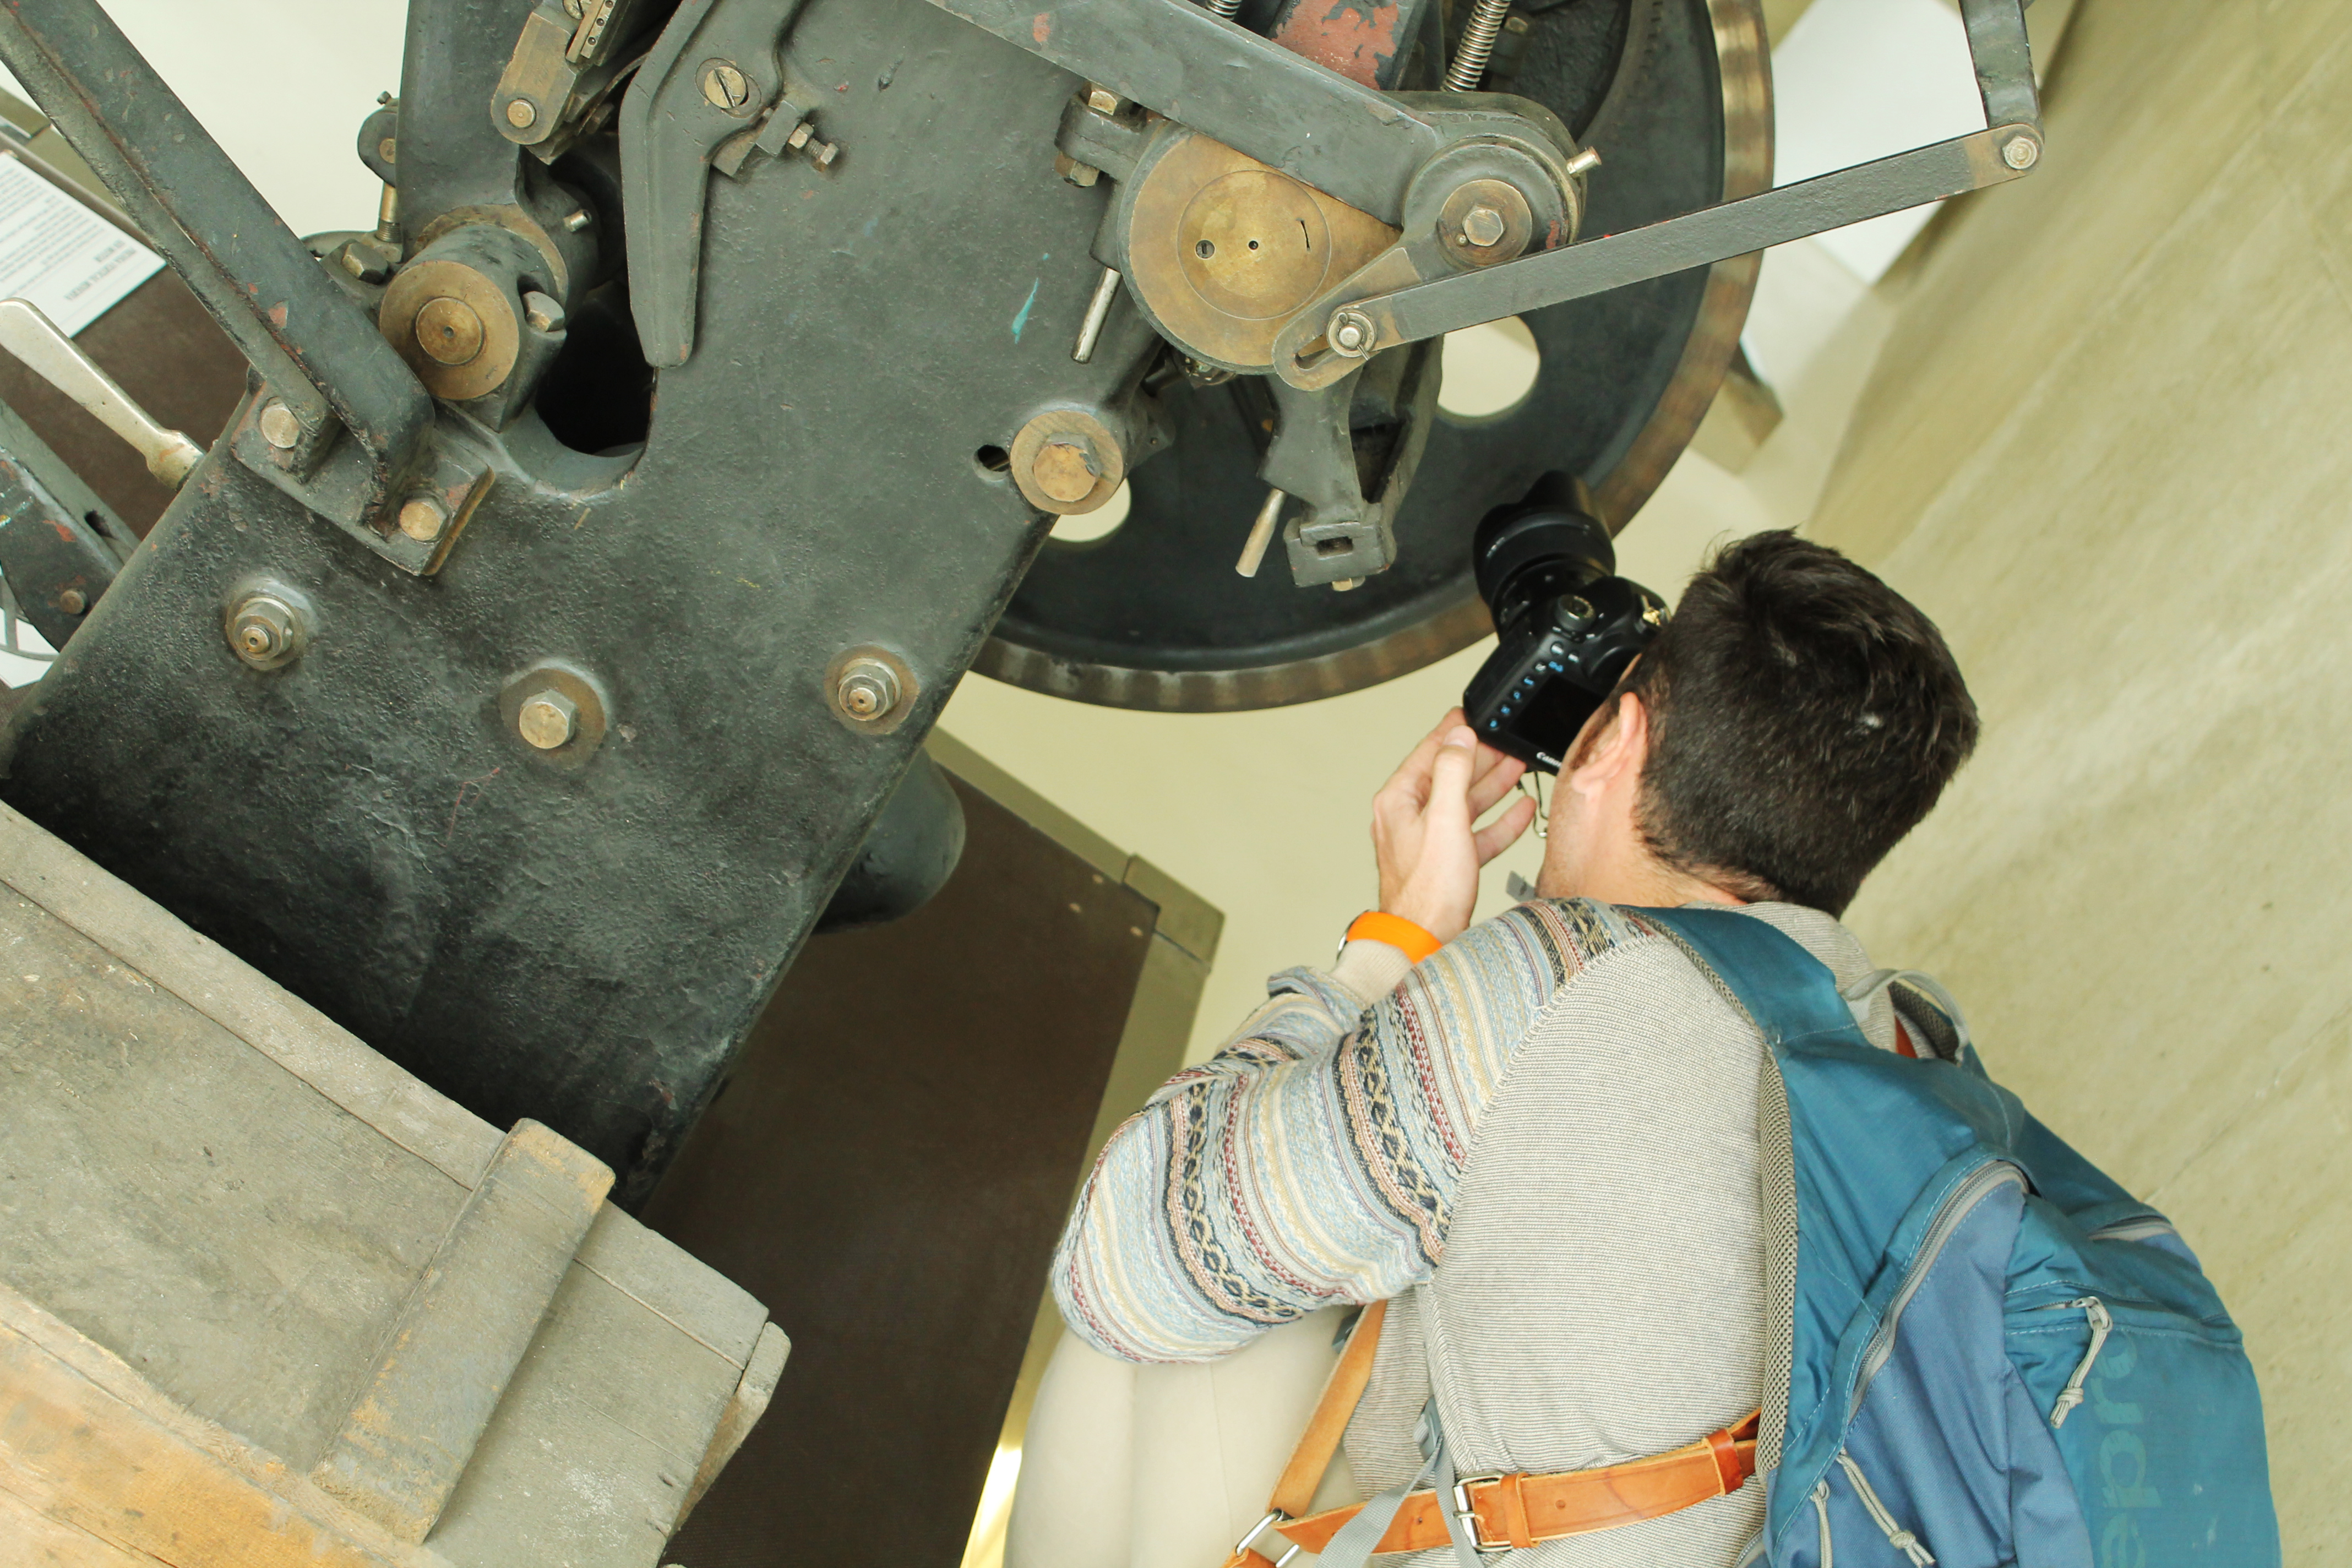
[1052,897,1943,1564]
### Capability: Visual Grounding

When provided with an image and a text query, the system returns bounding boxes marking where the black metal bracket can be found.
[620,0,816,366]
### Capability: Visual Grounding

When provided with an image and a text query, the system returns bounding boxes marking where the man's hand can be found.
[1371,709,1538,944]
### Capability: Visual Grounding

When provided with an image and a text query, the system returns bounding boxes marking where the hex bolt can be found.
[517,688,579,750]
[1085,85,1124,115]
[1460,205,1507,248]
[504,97,538,130]
[56,588,85,615]
[834,657,902,723]
[1328,308,1377,358]
[225,591,306,670]
[701,62,752,111]
[522,291,567,335]
[258,399,302,450]
[2003,134,2040,171]
[398,495,449,542]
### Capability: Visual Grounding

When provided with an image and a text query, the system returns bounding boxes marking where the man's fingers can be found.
[1473,793,1539,864]
[1423,728,1480,834]
[1466,752,1528,818]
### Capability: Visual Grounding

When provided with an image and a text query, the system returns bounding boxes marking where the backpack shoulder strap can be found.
[1632,906,1864,1048]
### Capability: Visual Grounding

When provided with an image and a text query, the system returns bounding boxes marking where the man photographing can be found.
[1030,529,1979,1566]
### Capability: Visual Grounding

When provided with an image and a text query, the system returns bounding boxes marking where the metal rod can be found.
[0,300,201,486]
[1071,266,1121,363]
[1236,488,1285,577]
[1446,0,1511,91]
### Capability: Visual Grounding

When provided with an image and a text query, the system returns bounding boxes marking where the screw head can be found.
[701,62,752,111]
[504,97,537,130]
[226,591,305,670]
[517,689,579,750]
[522,290,567,335]
[398,496,448,542]
[1329,308,1376,358]
[56,588,85,615]
[2002,134,2040,170]
[1460,204,1507,248]
[258,399,302,450]
[378,135,397,164]
[835,658,902,722]
[1030,438,1101,504]
[413,296,487,366]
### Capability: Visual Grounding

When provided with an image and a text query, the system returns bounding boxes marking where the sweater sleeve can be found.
[1049,899,1637,1363]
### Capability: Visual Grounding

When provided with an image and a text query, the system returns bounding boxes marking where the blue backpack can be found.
[1640,907,2279,1568]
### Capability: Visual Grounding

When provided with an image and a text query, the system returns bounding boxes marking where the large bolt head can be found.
[835,658,902,722]
[258,399,302,450]
[517,689,579,750]
[504,97,537,129]
[413,296,487,366]
[1460,205,1507,248]
[701,62,751,111]
[2002,133,2040,170]
[226,591,305,670]
[398,495,449,542]
[1031,438,1101,505]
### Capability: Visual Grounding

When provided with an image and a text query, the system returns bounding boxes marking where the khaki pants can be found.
[1006,1309,1363,1568]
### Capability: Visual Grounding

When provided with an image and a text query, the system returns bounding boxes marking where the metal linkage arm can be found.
[925,0,1442,222]
[0,0,434,508]
[1285,0,2043,374]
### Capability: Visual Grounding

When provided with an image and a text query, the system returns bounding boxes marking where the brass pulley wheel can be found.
[978,0,1772,712]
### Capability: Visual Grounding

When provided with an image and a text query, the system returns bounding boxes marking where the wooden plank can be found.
[677,1322,790,1525]
[313,1121,613,1542]
[0,802,500,1187]
[574,1205,767,1368]
[0,1282,444,1568]
[0,1487,146,1568]
[0,886,470,1469]
[426,1254,746,1568]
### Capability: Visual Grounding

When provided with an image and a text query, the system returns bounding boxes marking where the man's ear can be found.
[1566,692,1648,795]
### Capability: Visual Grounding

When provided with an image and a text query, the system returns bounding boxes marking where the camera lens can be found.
[1461,473,1667,773]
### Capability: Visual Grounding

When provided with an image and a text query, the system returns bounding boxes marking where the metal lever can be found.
[0,299,202,487]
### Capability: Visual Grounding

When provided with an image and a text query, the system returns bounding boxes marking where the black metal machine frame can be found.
[0,0,2039,1203]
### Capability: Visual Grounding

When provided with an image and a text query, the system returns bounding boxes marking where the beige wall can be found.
[1810,0,2350,1553]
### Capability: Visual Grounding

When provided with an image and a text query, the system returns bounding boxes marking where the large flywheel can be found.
[978,0,1771,711]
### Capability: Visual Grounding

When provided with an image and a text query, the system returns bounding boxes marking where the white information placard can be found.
[0,151,162,336]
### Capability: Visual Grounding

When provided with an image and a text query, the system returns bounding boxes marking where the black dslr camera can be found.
[1461,475,1666,775]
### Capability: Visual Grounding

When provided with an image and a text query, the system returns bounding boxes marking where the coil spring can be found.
[1202,0,1243,18]
[1445,0,1512,91]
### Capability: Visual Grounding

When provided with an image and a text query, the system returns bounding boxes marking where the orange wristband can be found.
[1345,910,1443,964]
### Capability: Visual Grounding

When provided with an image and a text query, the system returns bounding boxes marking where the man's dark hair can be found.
[1618,531,1978,916]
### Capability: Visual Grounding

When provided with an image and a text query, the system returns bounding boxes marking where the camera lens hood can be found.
[1472,472,1616,622]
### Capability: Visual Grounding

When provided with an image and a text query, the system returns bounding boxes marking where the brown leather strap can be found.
[1273,1299,1388,1518]
[1224,1300,1389,1568]
[1263,1409,1763,1559]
